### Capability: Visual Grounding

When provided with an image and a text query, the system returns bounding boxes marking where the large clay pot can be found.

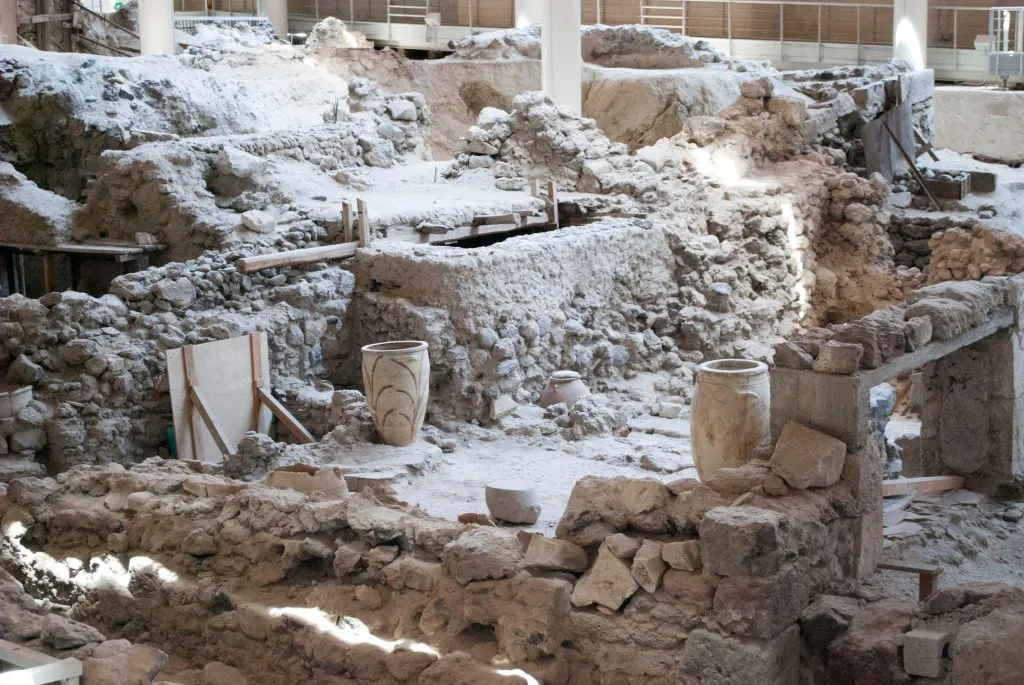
[361,341,429,447]
[540,370,590,408]
[690,359,771,481]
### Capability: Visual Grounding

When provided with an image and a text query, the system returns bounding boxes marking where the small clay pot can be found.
[540,370,590,408]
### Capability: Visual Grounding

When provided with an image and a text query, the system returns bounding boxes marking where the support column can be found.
[536,0,582,114]
[138,0,174,54]
[260,0,287,39]
[0,0,16,45]
[892,0,927,71]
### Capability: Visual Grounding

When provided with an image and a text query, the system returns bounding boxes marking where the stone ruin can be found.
[0,17,1022,685]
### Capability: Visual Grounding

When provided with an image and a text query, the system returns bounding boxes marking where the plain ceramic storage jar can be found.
[690,358,771,481]
[361,341,430,447]
[540,370,591,408]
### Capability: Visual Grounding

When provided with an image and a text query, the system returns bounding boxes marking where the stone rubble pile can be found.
[0,563,173,685]
[801,581,1024,685]
[0,450,870,684]
[888,215,983,270]
[775,277,1017,375]
[0,162,77,246]
[74,80,429,260]
[927,223,1024,282]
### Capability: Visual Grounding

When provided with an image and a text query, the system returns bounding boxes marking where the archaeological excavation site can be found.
[5,0,1024,682]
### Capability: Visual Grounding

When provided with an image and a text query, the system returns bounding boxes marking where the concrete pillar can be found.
[536,0,582,114]
[138,0,175,54]
[0,0,16,45]
[261,0,287,39]
[514,0,542,28]
[893,0,927,71]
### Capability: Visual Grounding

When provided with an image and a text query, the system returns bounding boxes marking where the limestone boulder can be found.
[524,536,589,572]
[680,626,800,685]
[418,652,529,685]
[770,422,847,489]
[630,539,666,593]
[40,614,105,649]
[713,563,810,638]
[812,341,863,374]
[441,526,523,585]
[83,642,169,684]
[661,569,715,609]
[570,541,639,611]
[705,460,772,497]
[202,661,250,685]
[699,506,788,577]
[951,608,1024,685]
[662,540,702,571]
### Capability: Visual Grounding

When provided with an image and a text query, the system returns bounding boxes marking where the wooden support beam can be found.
[546,179,559,228]
[883,121,940,211]
[357,199,370,248]
[182,345,203,462]
[257,387,315,444]
[472,212,530,226]
[914,126,939,162]
[877,560,943,600]
[882,476,966,497]
[189,386,235,457]
[236,242,358,273]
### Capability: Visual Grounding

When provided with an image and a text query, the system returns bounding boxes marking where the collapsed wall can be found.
[73,80,430,260]
[0,43,354,197]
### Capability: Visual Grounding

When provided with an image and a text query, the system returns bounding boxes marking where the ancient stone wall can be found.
[0,457,862,684]
[343,219,679,421]
[0,254,353,476]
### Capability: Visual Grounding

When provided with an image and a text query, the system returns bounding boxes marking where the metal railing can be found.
[988,7,1024,79]
[641,0,892,61]
[174,14,265,30]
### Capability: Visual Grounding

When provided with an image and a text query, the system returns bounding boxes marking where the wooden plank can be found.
[167,333,271,463]
[30,12,71,22]
[182,345,204,463]
[249,333,264,430]
[859,312,1014,388]
[0,658,82,685]
[877,560,943,574]
[472,211,533,226]
[877,560,943,600]
[189,386,235,456]
[357,199,370,248]
[257,387,315,444]
[420,215,552,245]
[914,126,940,162]
[236,242,358,273]
[882,476,966,497]
[0,638,61,668]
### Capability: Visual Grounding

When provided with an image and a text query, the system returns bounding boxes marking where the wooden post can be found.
[181,345,204,462]
[357,199,370,248]
[41,253,53,294]
[249,333,264,430]
[342,201,354,243]
[546,179,559,228]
